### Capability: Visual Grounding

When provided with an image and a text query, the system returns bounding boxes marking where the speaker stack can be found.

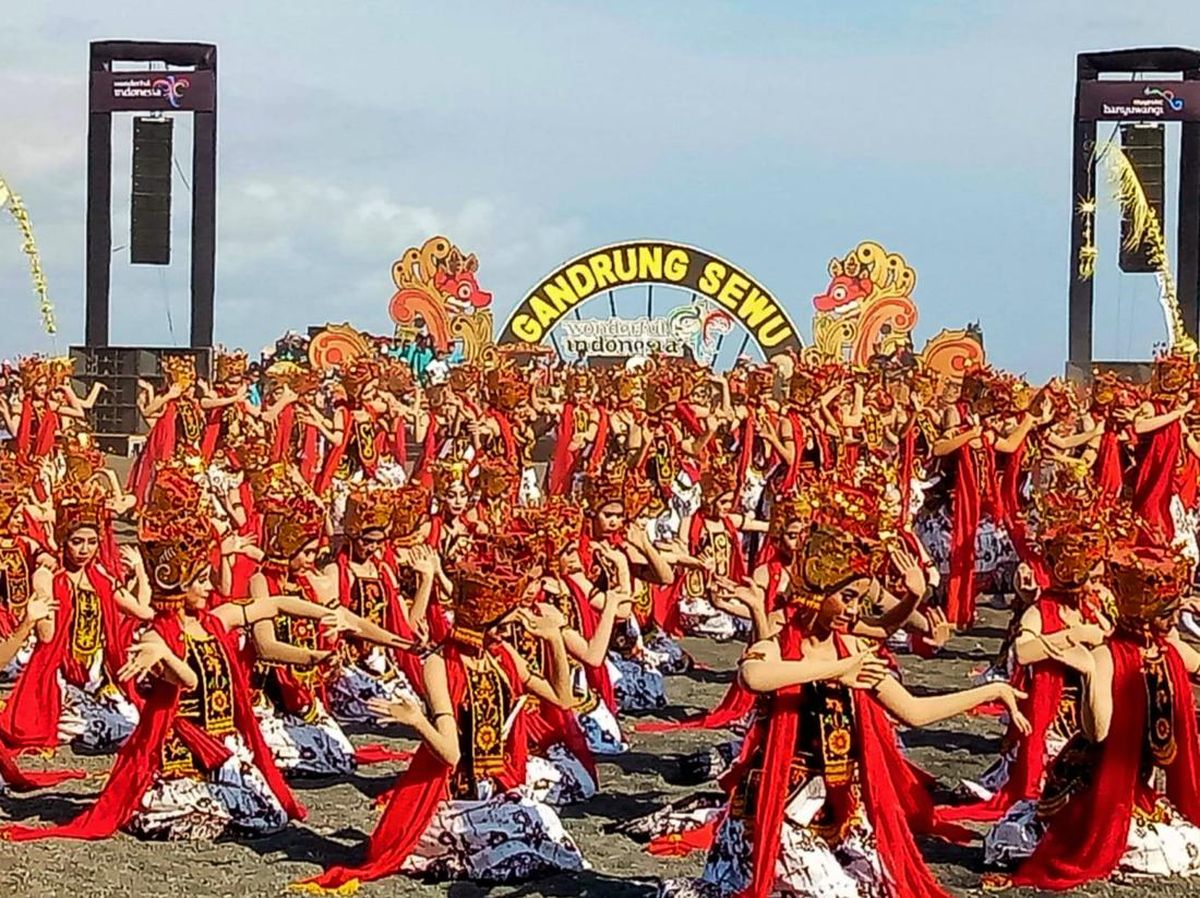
[130,117,174,266]
[1119,123,1166,274]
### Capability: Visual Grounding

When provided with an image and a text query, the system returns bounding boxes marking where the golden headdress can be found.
[381,359,416,397]
[448,363,483,394]
[17,356,49,391]
[1107,544,1191,624]
[431,457,472,494]
[54,479,107,545]
[0,457,32,524]
[785,475,891,605]
[485,363,528,412]
[341,357,379,400]
[161,354,197,390]
[476,456,520,504]
[1034,484,1116,589]
[450,540,539,647]
[261,494,325,565]
[63,438,104,485]
[1151,348,1195,397]
[582,458,629,513]
[788,366,820,406]
[391,482,432,546]
[138,469,215,595]
[343,486,394,539]
[699,449,740,505]
[1090,369,1138,415]
[214,349,248,383]
[565,367,594,396]
[513,499,584,560]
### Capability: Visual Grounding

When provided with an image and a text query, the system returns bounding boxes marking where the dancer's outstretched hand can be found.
[994,684,1031,735]
[839,647,888,690]
[367,695,424,727]
[118,639,169,683]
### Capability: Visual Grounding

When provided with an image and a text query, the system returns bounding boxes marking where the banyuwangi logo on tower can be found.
[1103,85,1185,118]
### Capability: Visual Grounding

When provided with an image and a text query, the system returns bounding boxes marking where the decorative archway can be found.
[497,240,802,362]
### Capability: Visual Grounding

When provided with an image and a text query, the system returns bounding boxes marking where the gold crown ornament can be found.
[623,465,660,520]
[448,363,483,394]
[788,367,820,406]
[138,471,215,595]
[261,495,325,565]
[343,486,395,539]
[214,349,248,384]
[391,482,432,546]
[485,363,528,412]
[1090,370,1138,415]
[514,499,584,561]
[582,459,629,514]
[565,367,595,397]
[1151,348,1195,397]
[476,456,520,504]
[381,359,416,397]
[53,480,107,545]
[450,548,538,646]
[63,438,104,485]
[340,357,379,400]
[17,356,49,391]
[431,457,472,494]
[790,524,881,606]
[699,451,740,506]
[161,354,197,391]
[1107,544,1191,624]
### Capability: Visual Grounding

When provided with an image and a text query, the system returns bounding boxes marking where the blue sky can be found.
[2,1,1199,378]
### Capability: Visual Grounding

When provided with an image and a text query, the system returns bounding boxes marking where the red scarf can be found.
[1,610,303,842]
[777,411,806,495]
[128,400,179,504]
[315,406,351,496]
[299,644,525,890]
[1131,404,1182,544]
[1093,428,1125,501]
[940,597,1073,823]
[1012,636,1200,890]
[548,403,609,496]
[946,414,988,628]
[733,625,957,898]
[0,564,135,749]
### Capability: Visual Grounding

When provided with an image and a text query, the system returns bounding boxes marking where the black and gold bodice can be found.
[175,399,205,448]
[592,545,652,626]
[450,657,516,799]
[162,633,236,777]
[68,581,103,670]
[350,576,387,628]
[683,525,731,597]
[0,541,31,616]
[732,679,860,824]
[349,416,378,470]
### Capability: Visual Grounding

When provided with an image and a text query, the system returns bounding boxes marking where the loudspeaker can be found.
[1119,124,1165,274]
[130,117,173,265]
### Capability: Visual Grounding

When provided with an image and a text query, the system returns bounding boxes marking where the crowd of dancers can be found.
[0,341,1198,897]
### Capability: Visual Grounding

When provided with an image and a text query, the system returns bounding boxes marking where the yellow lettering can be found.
[717,272,749,311]
[737,287,777,328]
[531,296,558,328]
[664,249,689,282]
[565,263,596,299]
[589,253,619,289]
[757,315,793,348]
[697,261,726,296]
[614,246,638,281]
[513,314,543,342]
[544,276,576,314]
[637,245,663,281]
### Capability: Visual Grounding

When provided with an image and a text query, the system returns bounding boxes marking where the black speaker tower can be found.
[1067,47,1200,380]
[130,117,174,265]
[76,41,217,452]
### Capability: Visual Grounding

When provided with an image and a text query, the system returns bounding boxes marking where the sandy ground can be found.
[0,599,1194,898]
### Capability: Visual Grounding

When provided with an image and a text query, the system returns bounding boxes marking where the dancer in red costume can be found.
[1000,543,1200,890]
[297,540,587,891]
[662,509,1027,898]
[1,482,354,842]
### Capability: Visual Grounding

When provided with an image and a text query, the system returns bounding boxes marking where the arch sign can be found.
[497,240,802,358]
